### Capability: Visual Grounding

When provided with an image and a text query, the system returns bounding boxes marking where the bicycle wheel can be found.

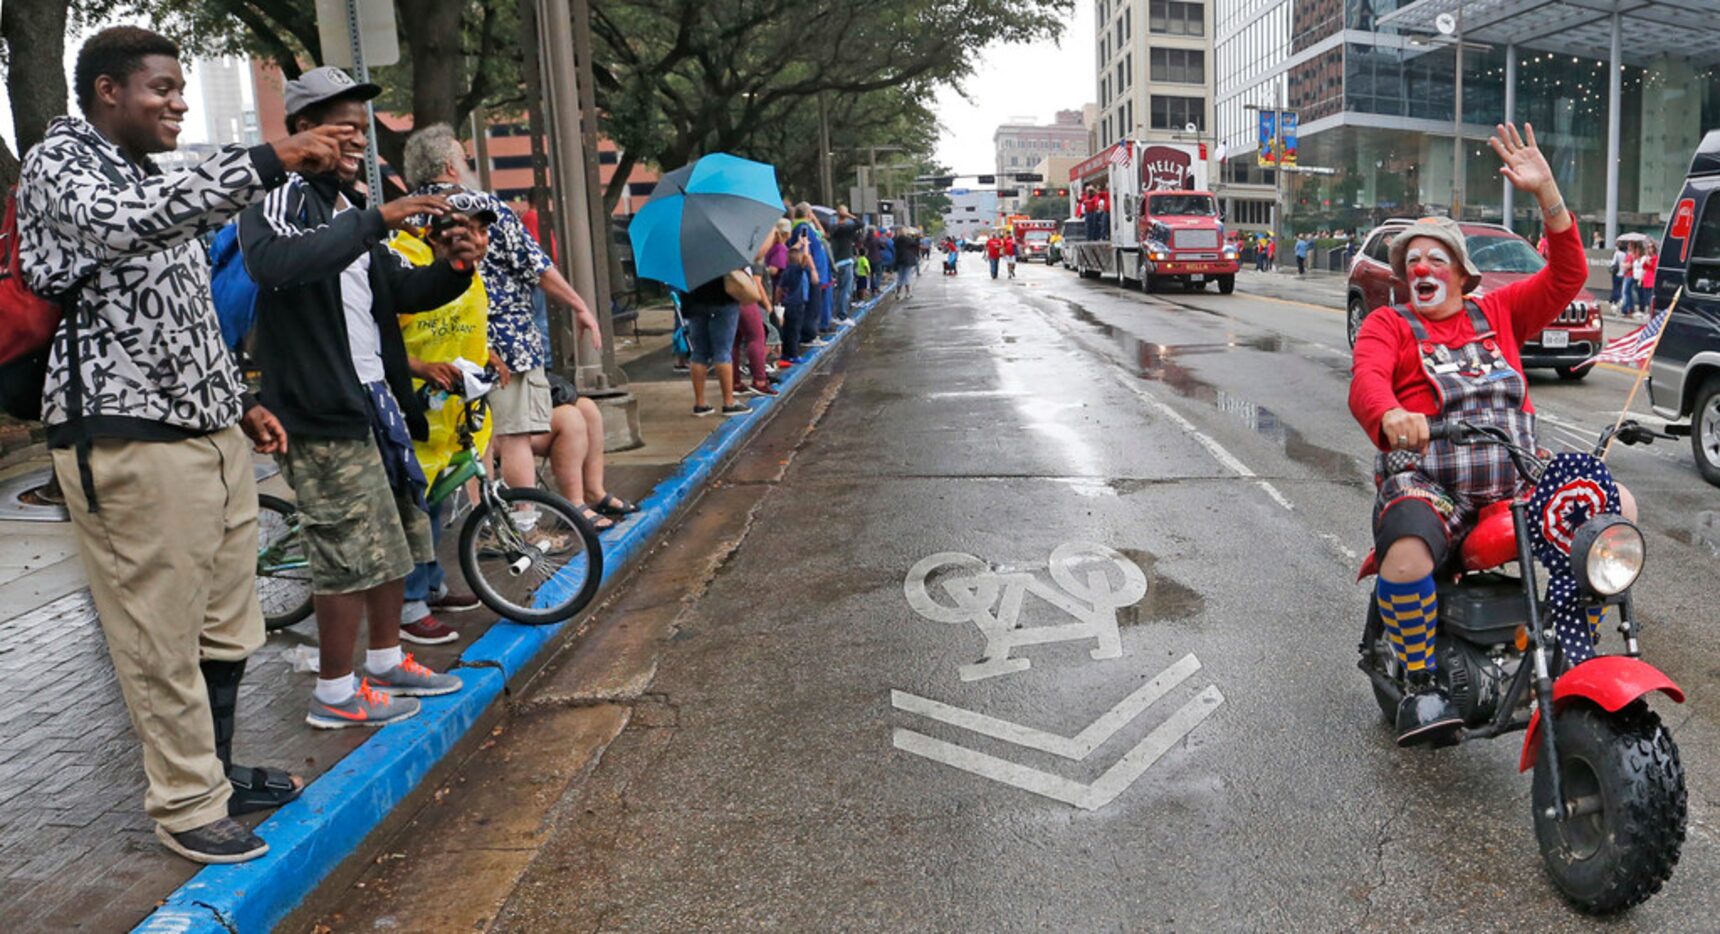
[457,487,603,625]
[256,493,314,630]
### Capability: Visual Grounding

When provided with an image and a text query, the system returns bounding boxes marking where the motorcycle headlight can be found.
[1571,515,1645,596]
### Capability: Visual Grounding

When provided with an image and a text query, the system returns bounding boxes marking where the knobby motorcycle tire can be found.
[1531,700,1686,915]
[1360,601,1401,724]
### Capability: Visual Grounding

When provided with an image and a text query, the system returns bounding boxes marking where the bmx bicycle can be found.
[255,372,604,629]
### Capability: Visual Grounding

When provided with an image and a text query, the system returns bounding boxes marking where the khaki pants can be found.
[53,426,265,832]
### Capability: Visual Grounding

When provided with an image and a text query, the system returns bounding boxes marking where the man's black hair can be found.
[74,26,180,113]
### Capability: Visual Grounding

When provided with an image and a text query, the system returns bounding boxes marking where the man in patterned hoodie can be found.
[18,26,347,863]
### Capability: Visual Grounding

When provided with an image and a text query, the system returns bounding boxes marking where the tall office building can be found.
[941,188,1002,240]
[1093,0,1216,149]
[1213,0,1720,236]
[993,111,1090,212]
[198,57,254,146]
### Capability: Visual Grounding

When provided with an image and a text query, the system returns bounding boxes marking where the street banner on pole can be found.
[1256,112,1298,167]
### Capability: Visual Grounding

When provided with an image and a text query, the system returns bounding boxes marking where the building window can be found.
[491,155,534,170]
[628,181,656,196]
[1150,95,1206,131]
[598,150,619,165]
[1125,52,1133,89]
[1150,48,1205,84]
[1149,0,1204,36]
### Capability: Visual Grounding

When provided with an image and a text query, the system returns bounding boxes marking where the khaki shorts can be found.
[490,367,552,435]
[278,436,432,595]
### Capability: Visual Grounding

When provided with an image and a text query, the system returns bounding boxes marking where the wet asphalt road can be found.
[323,260,1720,931]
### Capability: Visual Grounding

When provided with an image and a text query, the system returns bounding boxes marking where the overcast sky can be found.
[932,4,1097,175]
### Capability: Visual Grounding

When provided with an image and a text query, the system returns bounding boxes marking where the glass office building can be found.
[1214,0,1720,237]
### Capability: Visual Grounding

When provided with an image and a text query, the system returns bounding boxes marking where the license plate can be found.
[1542,330,1570,349]
[1190,274,1204,283]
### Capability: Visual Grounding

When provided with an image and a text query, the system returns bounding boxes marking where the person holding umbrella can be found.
[628,152,784,414]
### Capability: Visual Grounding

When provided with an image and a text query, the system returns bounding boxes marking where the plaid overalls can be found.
[1372,301,1536,549]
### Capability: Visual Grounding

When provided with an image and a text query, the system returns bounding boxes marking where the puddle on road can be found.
[1060,299,1367,486]
[1115,548,1205,623]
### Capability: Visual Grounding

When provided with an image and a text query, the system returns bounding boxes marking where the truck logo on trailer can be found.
[1139,146,1193,191]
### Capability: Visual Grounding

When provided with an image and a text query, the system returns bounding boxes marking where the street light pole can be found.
[1274,80,1285,257]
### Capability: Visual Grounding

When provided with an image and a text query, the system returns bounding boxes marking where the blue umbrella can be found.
[629,153,784,292]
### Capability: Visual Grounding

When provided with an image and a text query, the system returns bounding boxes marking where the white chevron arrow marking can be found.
[893,685,1224,811]
[890,653,1202,759]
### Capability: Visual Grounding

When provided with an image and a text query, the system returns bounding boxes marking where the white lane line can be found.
[890,654,1201,760]
[892,685,1226,811]
[1104,369,1296,511]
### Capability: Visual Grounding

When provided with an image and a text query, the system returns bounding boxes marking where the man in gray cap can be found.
[238,66,485,731]
[1350,122,1590,746]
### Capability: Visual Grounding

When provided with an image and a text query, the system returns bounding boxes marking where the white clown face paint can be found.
[1406,242,1455,312]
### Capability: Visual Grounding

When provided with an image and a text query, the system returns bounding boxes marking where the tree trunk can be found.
[0,0,72,187]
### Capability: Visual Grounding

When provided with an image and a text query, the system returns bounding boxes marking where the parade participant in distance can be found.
[985,231,1003,279]
[1349,123,1594,746]
[18,25,348,864]
[1003,231,1018,279]
[239,69,484,730]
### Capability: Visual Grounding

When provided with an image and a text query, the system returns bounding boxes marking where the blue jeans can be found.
[835,260,855,320]
[684,304,741,364]
[1621,280,1638,315]
[403,498,446,624]
[816,284,834,332]
[1609,274,1623,305]
[781,301,807,358]
[989,257,999,278]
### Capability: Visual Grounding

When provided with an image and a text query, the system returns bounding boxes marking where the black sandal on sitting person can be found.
[228,765,305,816]
[590,493,640,518]
[576,505,617,531]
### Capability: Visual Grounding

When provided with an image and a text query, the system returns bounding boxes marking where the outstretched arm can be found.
[1486,123,1587,336]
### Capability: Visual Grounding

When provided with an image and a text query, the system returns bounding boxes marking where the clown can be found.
[1349,123,1604,746]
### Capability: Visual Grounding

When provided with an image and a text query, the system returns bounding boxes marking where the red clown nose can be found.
[1411,262,1433,278]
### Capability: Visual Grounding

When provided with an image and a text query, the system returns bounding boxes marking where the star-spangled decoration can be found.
[1526,453,1622,664]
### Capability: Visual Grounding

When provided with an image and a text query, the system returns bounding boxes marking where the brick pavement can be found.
[0,313,709,931]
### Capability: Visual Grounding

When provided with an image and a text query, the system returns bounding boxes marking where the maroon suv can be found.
[1346,220,1603,380]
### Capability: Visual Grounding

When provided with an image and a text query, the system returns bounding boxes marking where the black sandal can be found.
[228,765,304,816]
[591,493,640,518]
[576,505,617,531]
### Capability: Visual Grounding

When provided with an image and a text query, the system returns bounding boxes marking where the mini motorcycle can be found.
[1357,418,1687,914]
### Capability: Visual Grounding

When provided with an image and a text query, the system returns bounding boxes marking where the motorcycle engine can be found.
[1439,638,1520,725]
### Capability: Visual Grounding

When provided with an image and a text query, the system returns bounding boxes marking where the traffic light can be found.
[977,174,996,185]
[879,200,895,213]
[926,176,955,188]
[996,188,1020,198]
[1031,187,1047,197]
[1057,187,1070,197]
[1013,173,1043,182]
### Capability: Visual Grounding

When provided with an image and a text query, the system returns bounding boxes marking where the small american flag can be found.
[1592,304,1669,369]
[1108,142,1132,167]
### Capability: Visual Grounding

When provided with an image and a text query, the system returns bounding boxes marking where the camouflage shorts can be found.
[277,436,432,595]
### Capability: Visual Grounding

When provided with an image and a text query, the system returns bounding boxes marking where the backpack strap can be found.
[1389,304,1429,341]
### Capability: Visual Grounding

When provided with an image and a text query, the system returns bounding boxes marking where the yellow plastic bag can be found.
[390,230,493,485]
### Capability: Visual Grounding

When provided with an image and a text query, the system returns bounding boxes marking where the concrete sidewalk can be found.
[0,295,876,931]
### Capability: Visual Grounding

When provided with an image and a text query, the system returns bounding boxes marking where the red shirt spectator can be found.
[1002,236,1017,256]
[1096,190,1110,213]
[985,236,1003,259]
[1348,222,1588,450]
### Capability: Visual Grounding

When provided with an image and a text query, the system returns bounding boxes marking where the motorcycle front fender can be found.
[1519,656,1685,772]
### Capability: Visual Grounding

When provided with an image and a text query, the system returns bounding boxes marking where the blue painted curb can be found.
[135,282,897,934]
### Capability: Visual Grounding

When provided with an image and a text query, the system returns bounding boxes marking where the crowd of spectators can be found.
[11,28,639,865]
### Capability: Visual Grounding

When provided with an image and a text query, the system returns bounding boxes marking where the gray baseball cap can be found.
[283,66,381,117]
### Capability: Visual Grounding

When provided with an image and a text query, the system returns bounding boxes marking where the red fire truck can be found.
[1013,219,1059,263]
[1062,140,1241,294]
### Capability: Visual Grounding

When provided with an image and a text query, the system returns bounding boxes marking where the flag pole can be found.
[1601,285,1682,461]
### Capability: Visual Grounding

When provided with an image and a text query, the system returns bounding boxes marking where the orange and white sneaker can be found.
[306,678,421,729]
[366,653,462,697]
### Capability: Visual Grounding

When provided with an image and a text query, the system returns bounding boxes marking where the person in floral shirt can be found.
[403,125,639,530]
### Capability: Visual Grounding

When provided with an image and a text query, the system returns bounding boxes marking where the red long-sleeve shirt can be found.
[1348,221,1588,451]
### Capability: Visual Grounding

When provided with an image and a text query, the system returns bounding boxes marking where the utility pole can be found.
[1273,81,1285,258]
[469,108,492,192]
[343,0,386,198]
[818,94,834,206]
[1451,0,1465,220]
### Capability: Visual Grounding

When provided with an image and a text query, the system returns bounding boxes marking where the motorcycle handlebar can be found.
[1425,420,1451,442]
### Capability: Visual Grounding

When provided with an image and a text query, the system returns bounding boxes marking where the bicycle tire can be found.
[457,486,603,625]
[257,493,314,630]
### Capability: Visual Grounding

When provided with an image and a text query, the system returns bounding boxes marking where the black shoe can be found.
[154,817,269,864]
[1395,686,1464,747]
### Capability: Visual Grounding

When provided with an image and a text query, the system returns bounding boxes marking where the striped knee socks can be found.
[1377,575,1439,675]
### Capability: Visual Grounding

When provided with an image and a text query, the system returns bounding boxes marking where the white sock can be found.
[366,645,404,674]
[315,675,356,706]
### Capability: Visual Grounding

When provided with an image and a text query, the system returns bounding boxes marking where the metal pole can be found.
[1452,0,1465,220]
[818,95,834,206]
[470,107,492,192]
[1606,10,1622,245]
[1273,81,1285,261]
[572,0,617,393]
[1503,43,1516,230]
[536,0,598,375]
[345,0,385,198]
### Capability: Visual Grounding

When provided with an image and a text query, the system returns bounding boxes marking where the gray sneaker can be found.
[305,679,422,729]
[154,817,269,864]
[367,653,462,697]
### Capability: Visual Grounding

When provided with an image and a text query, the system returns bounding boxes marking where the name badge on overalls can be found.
[1431,344,1460,374]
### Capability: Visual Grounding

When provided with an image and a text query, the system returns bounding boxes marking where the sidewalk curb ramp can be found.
[133,285,896,934]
